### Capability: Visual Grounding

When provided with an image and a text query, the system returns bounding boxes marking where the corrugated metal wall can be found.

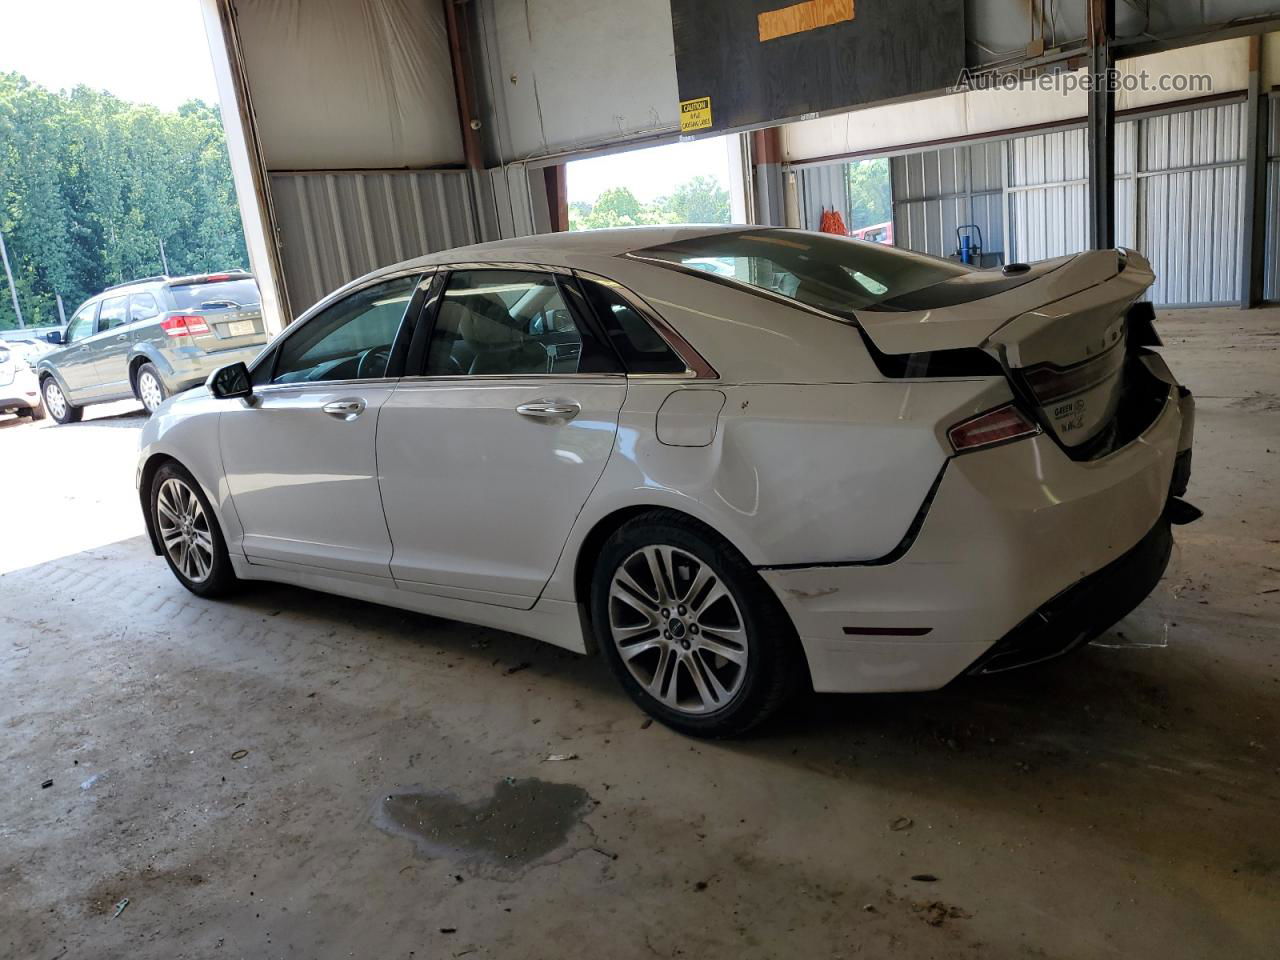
[1006,128,1089,262]
[891,142,1004,261]
[1264,94,1280,302]
[1137,102,1245,305]
[270,171,480,314]
[796,164,851,231]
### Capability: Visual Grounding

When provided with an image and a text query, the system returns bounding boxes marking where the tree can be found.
[0,73,248,330]
[662,175,730,224]
[569,176,730,231]
[847,157,891,229]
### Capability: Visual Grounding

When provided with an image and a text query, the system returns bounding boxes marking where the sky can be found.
[567,137,732,206]
[0,0,217,110]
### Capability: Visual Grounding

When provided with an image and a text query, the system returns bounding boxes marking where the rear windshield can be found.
[167,278,260,311]
[634,229,971,316]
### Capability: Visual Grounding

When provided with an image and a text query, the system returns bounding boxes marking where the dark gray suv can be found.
[35,272,267,423]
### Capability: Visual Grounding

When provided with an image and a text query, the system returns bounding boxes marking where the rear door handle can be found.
[322,398,365,420]
[516,399,580,420]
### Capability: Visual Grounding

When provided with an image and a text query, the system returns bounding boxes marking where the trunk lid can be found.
[856,249,1157,450]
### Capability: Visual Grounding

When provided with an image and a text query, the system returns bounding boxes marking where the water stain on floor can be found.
[375,778,591,870]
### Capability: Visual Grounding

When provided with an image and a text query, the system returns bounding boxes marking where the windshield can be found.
[634,229,971,315]
[168,278,260,311]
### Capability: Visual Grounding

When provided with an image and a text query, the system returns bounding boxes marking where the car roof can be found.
[385,224,764,271]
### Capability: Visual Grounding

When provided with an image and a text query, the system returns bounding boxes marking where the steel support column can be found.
[1086,0,1116,250]
[1241,36,1268,308]
[751,128,786,227]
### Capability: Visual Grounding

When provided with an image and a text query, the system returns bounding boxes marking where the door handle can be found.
[115,334,127,341]
[516,399,580,420]
[322,398,365,420]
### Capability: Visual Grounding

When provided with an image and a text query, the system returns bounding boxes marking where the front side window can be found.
[271,274,420,384]
[66,304,97,343]
[424,270,613,376]
[97,296,128,332]
[129,293,161,322]
[635,229,971,316]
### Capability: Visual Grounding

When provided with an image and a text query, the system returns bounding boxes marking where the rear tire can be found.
[21,404,46,421]
[591,511,802,738]
[150,462,238,598]
[41,377,82,424]
[135,363,167,414]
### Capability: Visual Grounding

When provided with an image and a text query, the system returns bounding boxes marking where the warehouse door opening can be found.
[567,137,736,230]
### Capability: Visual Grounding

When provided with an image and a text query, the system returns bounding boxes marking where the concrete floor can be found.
[1,309,1277,960]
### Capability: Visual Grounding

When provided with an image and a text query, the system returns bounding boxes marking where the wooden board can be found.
[670,0,965,134]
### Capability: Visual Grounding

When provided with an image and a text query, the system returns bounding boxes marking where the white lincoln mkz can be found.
[137,227,1196,736]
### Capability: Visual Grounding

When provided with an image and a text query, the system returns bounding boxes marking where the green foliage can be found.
[0,73,248,330]
[569,177,730,231]
[847,157,891,230]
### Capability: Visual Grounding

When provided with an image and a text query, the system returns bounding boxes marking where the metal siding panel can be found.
[270,170,476,315]
[1266,160,1280,301]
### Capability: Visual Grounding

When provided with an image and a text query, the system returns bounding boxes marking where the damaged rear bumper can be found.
[760,378,1189,695]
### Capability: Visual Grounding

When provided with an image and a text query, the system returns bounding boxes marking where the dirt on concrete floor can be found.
[0,309,1277,960]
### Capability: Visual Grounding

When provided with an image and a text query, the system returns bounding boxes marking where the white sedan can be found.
[137,227,1196,736]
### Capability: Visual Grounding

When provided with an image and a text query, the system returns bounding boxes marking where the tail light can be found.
[1021,342,1126,405]
[161,314,210,337]
[948,403,1041,453]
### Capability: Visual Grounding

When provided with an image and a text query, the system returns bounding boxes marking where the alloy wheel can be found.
[139,370,163,412]
[156,477,214,583]
[43,380,66,419]
[607,545,748,715]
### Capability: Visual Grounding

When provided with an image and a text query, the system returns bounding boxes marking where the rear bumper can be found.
[0,370,41,411]
[761,382,1186,694]
[157,342,267,393]
[964,514,1172,675]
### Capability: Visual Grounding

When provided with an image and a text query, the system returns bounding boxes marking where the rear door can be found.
[217,272,426,577]
[377,267,626,607]
[78,295,128,397]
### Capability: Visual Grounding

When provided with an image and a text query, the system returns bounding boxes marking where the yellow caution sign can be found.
[679,97,712,133]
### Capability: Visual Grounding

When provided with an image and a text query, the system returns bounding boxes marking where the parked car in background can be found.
[35,272,266,423]
[137,227,1196,736]
[0,339,45,420]
[849,221,893,244]
[0,326,62,349]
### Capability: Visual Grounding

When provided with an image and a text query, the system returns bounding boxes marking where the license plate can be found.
[226,320,256,337]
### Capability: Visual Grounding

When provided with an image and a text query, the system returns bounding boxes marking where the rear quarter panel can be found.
[541,376,1013,602]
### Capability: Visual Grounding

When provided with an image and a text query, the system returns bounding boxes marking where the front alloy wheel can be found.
[151,462,237,597]
[593,511,802,737]
[42,378,82,424]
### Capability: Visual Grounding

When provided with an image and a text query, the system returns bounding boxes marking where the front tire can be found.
[151,462,238,598]
[591,511,802,737]
[135,363,167,414]
[41,377,82,424]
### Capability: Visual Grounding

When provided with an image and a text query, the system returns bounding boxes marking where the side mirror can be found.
[46,329,65,345]
[207,361,253,400]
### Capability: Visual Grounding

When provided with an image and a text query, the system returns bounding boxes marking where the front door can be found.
[52,302,100,397]
[218,272,425,578]
[377,268,626,607]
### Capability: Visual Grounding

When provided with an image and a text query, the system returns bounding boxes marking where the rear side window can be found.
[578,278,687,374]
[130,293,160,322]
[97,296,128,332]
[168,279,260,311]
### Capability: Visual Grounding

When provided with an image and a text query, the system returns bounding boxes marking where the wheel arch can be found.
[137,452,181,556]
[570,504,761,652]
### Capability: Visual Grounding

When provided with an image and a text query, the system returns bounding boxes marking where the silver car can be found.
[35,272,267,423]
[0,339,46,421]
